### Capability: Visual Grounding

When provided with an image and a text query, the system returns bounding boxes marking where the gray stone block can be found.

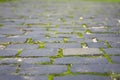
[104,48,120,55]
[20,64,67,75]
[87,42,107,48]
[63,48,102,56]
[71,64,108,73]
[54,57,108,64]
[0,49,18,56]
[111,56,120,63]
[7,44,38,49]
[54,75,110,80]
[20,49,57,57]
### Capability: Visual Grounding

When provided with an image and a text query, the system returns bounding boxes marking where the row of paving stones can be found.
[0,0,120,80]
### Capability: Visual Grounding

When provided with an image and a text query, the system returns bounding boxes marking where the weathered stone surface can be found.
[54,57,108,64]
[20,64,67,75]
[20,49,57,57]
[7,44,38,49]
[54,75,110,80]
[104,48,120,55]
[0,49,18,56]
[63,48,101,55]
[111,56,120,63]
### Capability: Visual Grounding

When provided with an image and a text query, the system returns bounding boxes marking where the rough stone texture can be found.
[54,75,110,80]
[0,49,18,56]
[7,44,38,49]
[111,56,120,63]
[0,0,120,79]
[54,57,108,64]
[63,48,101,55]
[20,49,57,57]
[20,64,67,75]
[104,48,120,55]
[71,64,120,73]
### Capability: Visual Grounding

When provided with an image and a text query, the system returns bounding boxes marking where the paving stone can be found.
[0,74,25,80]
[69,38,92,42]
[22,76,48,80]
[22,57,50,64]
[54,57,107,64]
[7,44,38,49]
[0,49,18,56]
[20,49,57,57]
[0,37,26,43]
[63,48,102,56]
[54,75,110,80]
[46,43,81,48]
[34,37,63,42]
[106,64,120,73]
[87,42,107,48]
[0,28,23,35]
[111,56,120,63]
[104,48,120,55]
[97,37,120,42]
[20,64,67,75]
[71,64,108,73]
[0,65,16,75]
[109,42,120,48]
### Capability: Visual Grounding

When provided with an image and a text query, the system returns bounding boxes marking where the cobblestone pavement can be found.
[0,0,120,80]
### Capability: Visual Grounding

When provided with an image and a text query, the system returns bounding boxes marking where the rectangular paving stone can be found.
[63,48,102,56]
[34,37,63,42]
[7,44,38,49]
[20,64,67,75]
[46,43,81,48]
[68,38,92,42]
[0,49,18,56]
[104,48,120,55]
[20,49,57,57]
[0,28,24,35]
[54,75,110,80]
[54,57,108,64]
[109,42,120,48]
[97,37,120,42]
[0,65,16,75]
[106,64,120,73]
[21,57,50,64]
[87,42,107,48]
[0,37,26,43]
[111,56,120,63]
[22,76,48,80]
[71,64,107,73]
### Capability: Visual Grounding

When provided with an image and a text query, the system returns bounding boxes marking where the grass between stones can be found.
[15,49,23,57]
[99,48,112,63]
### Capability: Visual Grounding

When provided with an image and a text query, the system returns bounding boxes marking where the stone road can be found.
[0,0,120,80]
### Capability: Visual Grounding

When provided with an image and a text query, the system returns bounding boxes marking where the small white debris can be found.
[118,20,120,23]
[0,45,5,49]
[17,58,22,62]
[92,38,98,43]
[79,17,83,20]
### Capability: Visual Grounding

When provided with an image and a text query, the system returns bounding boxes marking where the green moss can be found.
[37,41,46,48]
[58,18,66,23]
[15,49,23,57]
[82,24,88,28]
[99,48,112,63]
[34,62,51,65]
[48,74,54,80]
[57,48,63,58]
[81,42,88,48]
[85,29,92,34]
[63,38,69,43]
[104,41,112,48]
[77,32,83,38]
[25,38,34,44]
[0,24,3,28]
